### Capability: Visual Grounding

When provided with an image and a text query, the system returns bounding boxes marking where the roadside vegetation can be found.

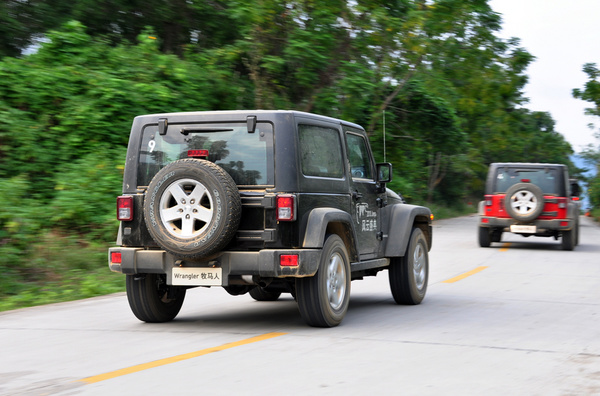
[1,0,596,311]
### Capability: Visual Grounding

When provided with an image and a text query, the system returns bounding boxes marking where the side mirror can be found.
[570,179,580,197]
[376,163,392,183]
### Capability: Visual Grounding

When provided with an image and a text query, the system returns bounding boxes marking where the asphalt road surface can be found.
[2,214,600,395]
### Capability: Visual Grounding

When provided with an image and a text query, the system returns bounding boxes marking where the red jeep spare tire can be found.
[504,183,544,222]
[144,159,241,258]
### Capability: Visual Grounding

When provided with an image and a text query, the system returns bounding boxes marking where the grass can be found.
[0,232,125,312]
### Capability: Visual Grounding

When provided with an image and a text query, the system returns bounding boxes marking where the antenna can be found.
[383,110,386,162]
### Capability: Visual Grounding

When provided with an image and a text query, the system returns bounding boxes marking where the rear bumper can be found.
[108,247,321,286]
[479,216,573,232]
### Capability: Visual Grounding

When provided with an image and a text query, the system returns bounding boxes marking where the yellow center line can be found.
[79,332,287,384]
[499,242,511,252]
[442,266,489,283]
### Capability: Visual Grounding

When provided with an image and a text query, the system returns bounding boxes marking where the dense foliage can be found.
[573,63,600,211]
[0,0,579,306]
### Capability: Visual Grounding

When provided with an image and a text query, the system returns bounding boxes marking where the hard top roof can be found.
[133,110,364,130]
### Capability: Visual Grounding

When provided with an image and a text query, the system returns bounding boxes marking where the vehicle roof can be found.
[489,162,566,169]
[133,110,365,130]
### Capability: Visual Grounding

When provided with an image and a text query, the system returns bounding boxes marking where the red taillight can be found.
[484,195,493,206]
[560,221,569,227]
[277,194,295,221]
[117,196,134,221]
[521,179,531,183]
[557,197,567,209]
[481,218,489,224]
[280,254,298,266]
[111,252,122,264]
[188,149,209,158]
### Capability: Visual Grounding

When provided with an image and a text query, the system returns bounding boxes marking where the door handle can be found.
[352,191,363,200]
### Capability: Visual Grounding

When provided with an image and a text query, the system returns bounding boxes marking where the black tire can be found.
[143,159,241,258]
[561,229,575,251]
[504,183,545,222]
[249,286,282,301]
[296,234,351,327]
[479,226,491,247]
[389,227,428,305]
[491,229,503,243]
[126,274,186,323]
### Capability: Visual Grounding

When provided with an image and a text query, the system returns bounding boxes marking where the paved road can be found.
[1,215,600,395]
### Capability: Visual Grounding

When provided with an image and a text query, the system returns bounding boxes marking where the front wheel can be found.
[389,227,429,305]
[126,274,186,323]
[296,234,351,327]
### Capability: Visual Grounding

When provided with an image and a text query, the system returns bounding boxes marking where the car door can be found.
[345,130,382,260]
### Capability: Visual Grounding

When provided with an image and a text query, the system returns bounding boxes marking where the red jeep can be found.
[478,163,580,250]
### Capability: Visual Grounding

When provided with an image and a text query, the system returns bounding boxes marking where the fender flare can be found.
[382,204,432,257]
[302,208,358,261]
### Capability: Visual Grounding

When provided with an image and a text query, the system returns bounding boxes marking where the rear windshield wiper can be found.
[180,127,234,135]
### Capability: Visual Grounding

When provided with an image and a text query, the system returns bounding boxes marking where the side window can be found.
[298,124,344,178]
[346,133,373,180]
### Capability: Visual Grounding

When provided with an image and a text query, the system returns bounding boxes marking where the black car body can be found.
[109,110,433,326]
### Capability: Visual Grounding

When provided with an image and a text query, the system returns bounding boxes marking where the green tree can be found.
[573,63,600,208]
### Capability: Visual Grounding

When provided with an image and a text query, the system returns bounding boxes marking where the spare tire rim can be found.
[327,252,346,311]
[509,190,538,215]
[159,178,214,239]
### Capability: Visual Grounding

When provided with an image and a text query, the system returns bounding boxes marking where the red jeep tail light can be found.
[111,252,122,264]
[277,194,296,221]
[280,254,298,266]
[117,196,134,221]
[557,197,567,209]
[188,149,209,158]
[484,195,493,206]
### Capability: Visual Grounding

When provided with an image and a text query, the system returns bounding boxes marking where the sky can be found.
[488,0,600,153]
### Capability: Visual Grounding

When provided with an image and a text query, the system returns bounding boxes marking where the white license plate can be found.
[172,267,222,286]
[510,225,536,233]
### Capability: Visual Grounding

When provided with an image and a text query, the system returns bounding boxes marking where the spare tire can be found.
[144,159,241,258]
[504,183,544,222]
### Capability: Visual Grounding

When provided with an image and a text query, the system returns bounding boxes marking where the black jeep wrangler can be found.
[478,162,580,250]
[108,110,433,327]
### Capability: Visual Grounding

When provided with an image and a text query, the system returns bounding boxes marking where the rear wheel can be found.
[126,274,186,323]
[296,234,350,327]
[389,227,428,305]
[491,229,503,243]
[561,229,575,251]
[478,226,491,247]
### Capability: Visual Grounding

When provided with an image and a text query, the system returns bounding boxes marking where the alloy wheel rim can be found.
[510,190,537,215]
[326,252,346,310]
[159,178,214,238]
[413,243,426,290]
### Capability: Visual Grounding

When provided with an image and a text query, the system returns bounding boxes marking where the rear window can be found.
[493,168,561,195]
[137,122,274,187]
